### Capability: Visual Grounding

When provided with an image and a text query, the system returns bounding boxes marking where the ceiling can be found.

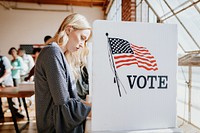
[1,0,108,8]
[0,0,110,14]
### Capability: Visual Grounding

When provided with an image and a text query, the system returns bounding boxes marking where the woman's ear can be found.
[65,26,73,35]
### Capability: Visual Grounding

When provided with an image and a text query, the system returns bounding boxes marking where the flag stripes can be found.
[109,37,158,71]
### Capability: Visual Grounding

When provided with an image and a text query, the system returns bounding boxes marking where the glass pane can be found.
[166,0,190,9]
[161,1,192,22]
[173,1,192,14]
[149,9,157,23]
[146,0,171,17]
[165,16,199,52]
[136,4,142,22]
[117,0,122,7]
[136,0,142,5]
[177,7,200,48]
[107,0,122,21]
[177,44,185,55]
[142,1,148,22]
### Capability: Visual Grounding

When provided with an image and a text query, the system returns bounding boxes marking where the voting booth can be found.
[91,20,178,132]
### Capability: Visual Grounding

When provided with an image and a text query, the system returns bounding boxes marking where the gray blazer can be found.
[35,42,91,133]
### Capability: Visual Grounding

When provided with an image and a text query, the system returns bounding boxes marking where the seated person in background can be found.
[17,48,35,81]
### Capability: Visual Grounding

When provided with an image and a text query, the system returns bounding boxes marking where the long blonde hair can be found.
[47,13,91,80]
[65,44,89,80]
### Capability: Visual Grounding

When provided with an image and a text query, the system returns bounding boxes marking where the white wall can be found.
[0,2,104,58]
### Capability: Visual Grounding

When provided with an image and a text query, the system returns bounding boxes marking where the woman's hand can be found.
[80,100,92,117]
[81,100,92,107]
[87,110,92,117]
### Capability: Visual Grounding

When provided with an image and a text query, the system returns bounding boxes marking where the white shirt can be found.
[21,54,35,75]
[0,56,13,86]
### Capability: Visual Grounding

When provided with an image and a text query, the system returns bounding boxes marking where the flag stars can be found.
[109,38,134,54]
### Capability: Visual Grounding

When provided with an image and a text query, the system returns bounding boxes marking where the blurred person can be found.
[24,48,41,81]
[34,13,92,133]
[0,54,13,88]
[0,52,24,119]
[8,47,24,112]
[44,35,52,44]
[17,48,34,81]
[8,47,24,86]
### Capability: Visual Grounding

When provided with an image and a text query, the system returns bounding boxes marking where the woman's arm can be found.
[24,66,35,81]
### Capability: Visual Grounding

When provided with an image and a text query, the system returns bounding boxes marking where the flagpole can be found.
[106,33,122,97]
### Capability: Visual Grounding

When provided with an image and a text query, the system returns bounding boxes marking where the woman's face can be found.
[11,49,18,57]
[66,28,91,52]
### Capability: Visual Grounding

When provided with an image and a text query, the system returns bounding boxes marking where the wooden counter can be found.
[0,83,35,133]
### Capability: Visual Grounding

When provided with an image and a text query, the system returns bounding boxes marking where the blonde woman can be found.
[65,44,89,100]
[35,13,91,133]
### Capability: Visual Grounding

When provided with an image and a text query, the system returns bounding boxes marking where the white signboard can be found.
[91,20,177,132]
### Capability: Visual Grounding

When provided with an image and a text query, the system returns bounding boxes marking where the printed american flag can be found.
[108,37,158,71]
